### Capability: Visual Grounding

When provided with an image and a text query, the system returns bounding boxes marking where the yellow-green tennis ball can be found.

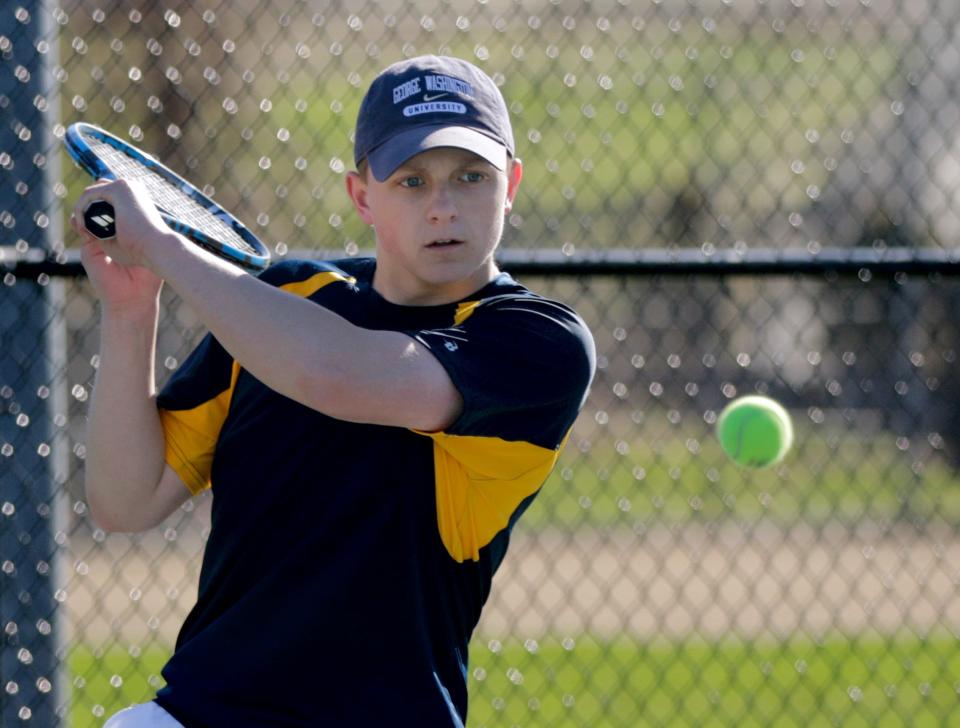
[716,395,793,468]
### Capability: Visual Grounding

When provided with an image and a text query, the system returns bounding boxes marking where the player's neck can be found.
[372,259,499,306]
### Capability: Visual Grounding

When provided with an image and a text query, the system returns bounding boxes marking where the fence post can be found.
[1,1,64,724]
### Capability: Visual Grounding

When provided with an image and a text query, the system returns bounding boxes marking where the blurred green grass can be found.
[68,644,169,727]
[467,631,960,727]
[523,425,960,532]
[68,630,960,727]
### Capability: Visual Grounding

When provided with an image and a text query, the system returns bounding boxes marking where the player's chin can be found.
[420,238,497,271]
[420,240,471,268]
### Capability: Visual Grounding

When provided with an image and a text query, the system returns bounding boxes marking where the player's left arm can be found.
[154,239,461,431]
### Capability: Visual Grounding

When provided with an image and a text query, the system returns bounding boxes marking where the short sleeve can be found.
[411,294,595,562]
[413,295,596,449]
[156,334,238,494]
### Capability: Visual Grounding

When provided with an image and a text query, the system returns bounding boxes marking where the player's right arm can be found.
[79,234,192,532]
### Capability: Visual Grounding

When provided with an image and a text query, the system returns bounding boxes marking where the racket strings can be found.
[86,136,260,256]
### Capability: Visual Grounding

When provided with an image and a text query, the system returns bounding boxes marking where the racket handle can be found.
[83,199,117,239]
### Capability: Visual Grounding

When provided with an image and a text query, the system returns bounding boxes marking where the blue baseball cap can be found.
[354,55,515,182]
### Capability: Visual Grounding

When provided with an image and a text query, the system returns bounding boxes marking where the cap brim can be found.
[366,125,509,182]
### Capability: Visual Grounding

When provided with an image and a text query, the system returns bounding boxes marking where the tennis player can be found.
[77,55,595,727]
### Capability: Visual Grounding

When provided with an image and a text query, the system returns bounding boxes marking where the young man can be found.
[78,55,595,727]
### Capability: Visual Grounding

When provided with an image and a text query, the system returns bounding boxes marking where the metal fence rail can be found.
[3,1,960,726]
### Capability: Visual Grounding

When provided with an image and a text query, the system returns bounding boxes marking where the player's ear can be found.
[503,157,522,215]
[345,169,375,225]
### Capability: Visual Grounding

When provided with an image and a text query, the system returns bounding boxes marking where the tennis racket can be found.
[65,122,271,272]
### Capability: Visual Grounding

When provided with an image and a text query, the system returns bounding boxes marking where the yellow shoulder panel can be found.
[159,361,240,495]
[424,431,564,563]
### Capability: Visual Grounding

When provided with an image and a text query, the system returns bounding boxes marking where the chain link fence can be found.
[3,1,960,726]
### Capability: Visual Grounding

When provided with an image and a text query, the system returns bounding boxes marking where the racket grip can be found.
[83,199,117,239]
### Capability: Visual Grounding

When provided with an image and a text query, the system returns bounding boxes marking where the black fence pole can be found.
[1,1,63,724]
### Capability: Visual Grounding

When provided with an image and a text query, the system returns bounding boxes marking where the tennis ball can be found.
[716,395,793,468]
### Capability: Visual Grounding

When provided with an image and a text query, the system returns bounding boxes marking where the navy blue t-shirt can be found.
[153,257,595,726]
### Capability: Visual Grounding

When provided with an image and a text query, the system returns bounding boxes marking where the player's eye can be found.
[460,171,485,183]
[399,175,425,188]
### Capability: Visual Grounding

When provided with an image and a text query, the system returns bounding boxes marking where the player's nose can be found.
[427,184,458,224]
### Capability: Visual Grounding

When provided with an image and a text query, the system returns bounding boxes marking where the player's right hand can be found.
[73,178,173,263]
[72,178,166,314]
[77,234,164,315]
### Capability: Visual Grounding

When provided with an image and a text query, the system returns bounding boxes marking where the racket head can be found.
[65,122,271,272]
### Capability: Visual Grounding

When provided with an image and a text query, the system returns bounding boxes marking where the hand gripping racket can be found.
[65,122,270,272]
